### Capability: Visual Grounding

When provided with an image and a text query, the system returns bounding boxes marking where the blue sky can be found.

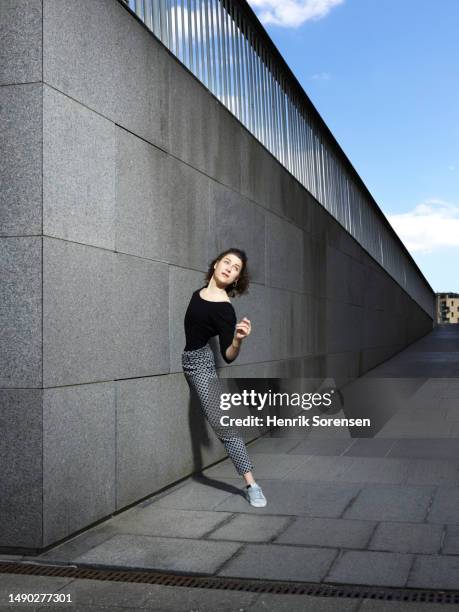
[247,0,459,292]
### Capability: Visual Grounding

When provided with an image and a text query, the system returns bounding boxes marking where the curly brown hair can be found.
[204,248,250,298]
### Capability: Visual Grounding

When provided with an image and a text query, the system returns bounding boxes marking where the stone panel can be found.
[326,245,352,304]
[168,58,220,182]
[43,86,116,249]
[116,373,223,508]
[113,252,170,378]
[115,127,210,270]
[266,214,303,291]
[240,129,283,215]
[209,182,266,285]
[326,299,363,354]
[43,0,169,149]
[0,389,43,547]
[43,238,117,387]
[0,0,42,85]
[43,239,170,385]
[0,84,42,236]
[303,233,327,298]
[42,382,116,545]
[279,171,312,233]
[0,237,42,387]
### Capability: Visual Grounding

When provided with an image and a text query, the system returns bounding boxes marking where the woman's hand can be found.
[234,317,252,342]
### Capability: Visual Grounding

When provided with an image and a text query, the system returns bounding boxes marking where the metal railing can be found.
[121,0,434,317]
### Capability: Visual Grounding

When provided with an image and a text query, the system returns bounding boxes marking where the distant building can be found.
[437,293,459,324]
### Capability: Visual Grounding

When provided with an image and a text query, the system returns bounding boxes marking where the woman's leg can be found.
[182,346,254,477]
[218,434,254,476]
[242,471,255,485]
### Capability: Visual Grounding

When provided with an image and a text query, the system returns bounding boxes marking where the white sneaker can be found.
[245,482,267,507]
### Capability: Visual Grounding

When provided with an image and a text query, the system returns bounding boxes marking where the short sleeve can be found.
[212,306,237,363]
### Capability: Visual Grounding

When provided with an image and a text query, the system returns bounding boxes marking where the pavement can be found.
[1,324,459,611]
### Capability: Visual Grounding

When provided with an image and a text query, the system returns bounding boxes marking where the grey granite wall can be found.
[0,0,434,550]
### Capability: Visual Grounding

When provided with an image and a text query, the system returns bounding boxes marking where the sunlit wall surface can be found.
[122,0,434,317]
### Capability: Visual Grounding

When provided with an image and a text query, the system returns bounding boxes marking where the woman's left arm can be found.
[225,317,252,362]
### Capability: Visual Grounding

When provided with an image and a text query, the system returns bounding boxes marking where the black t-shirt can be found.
[184,286,237,363]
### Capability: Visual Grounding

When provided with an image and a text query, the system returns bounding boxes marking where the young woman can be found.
[181,248,267,507]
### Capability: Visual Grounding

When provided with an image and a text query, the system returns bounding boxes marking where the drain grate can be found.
[1,561,459,605]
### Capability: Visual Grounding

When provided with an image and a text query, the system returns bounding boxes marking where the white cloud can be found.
[311,72,331,80]
[386,199,459,254]
[248,0,344,27]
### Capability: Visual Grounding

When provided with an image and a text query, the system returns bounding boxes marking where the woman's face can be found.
[214,253,243,286]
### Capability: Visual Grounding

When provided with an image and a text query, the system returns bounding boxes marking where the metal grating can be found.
[1,561,459,605]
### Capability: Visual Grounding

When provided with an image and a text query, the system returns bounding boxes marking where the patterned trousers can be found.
[181,344,254,476]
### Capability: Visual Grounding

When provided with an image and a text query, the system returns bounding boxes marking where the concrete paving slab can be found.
[152,476,242,511]
[217,543,337,582]
[399,404,447,420]
[206,513,291,542]
[358,601,457,612]
[133,583,258,611]
[305,428,353,440]
[213,479,362,518]
[275,516,375,549]
[288,438,354,456]
[442,524,459,554]
[246,437,303,454]
[36,606,110,612]
[427,486,459,524]
[73,534,242,574]
[343,439,397,457]
[250,593,360,611]
[34,523,122,563]
[444,401,459,421]
[202,453,310,479]
[97,506,233,539]
[411,380,454,399]
[403,458,459,485]
[443,384,459,399]
[286,455,358,481]
[338,458,410,484]
[324,550,413,587]
[388,439,459,460]
[376,421,453,438]
[407,554,459,589]
[436,396,459,408]
[38,489,237,565]
[268,426,317,438]
[368,521,443,554]
[343,485,434,522]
